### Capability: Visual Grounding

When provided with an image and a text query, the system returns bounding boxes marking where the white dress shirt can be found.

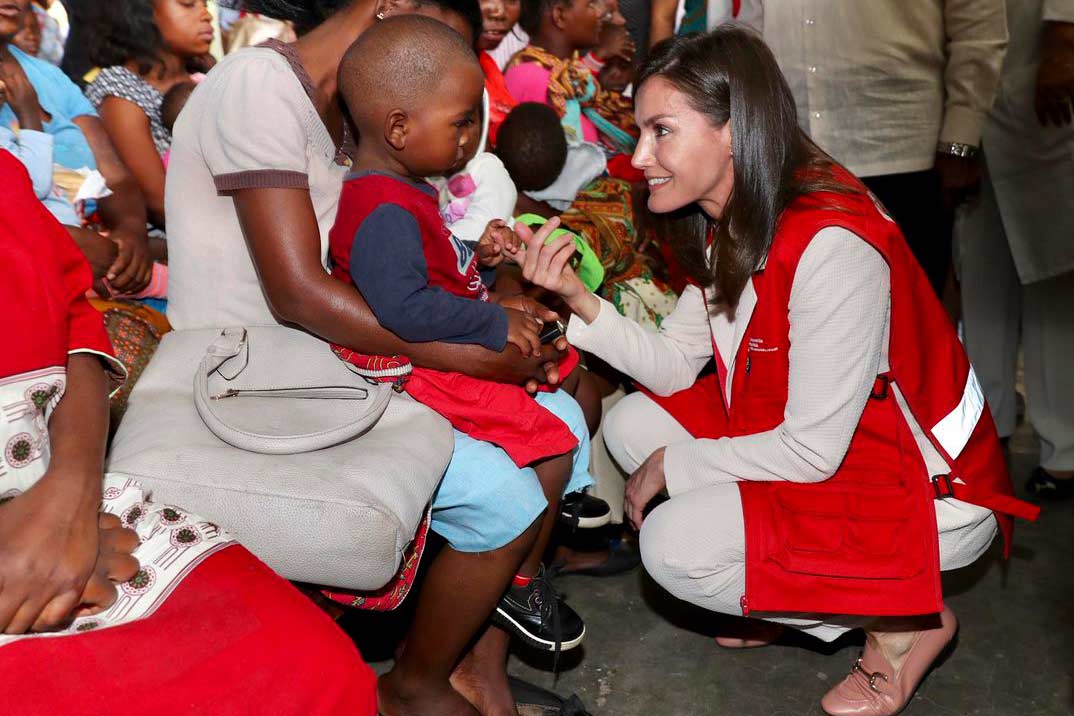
[763,0,1008,177]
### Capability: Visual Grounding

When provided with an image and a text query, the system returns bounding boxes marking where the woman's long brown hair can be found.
[638,27,855,315]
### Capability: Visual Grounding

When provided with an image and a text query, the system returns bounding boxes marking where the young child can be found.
[329,15,591,655]
[160,81,196,170]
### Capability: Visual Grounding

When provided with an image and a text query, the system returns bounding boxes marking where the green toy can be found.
[514,213,605,292]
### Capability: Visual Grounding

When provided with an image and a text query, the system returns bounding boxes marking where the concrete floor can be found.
[363,421,1073,716]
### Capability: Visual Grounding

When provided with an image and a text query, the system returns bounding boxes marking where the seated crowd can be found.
[0,1,1061,716]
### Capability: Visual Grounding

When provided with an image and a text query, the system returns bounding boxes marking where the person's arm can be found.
[95,96,167,228]
[649,0,679,48]
[660,228,890,494]
[0,353,112,636]
[514,226,712,394]
[935,0,1008,205]
[232,187,563,384]
[10,129,55,199]
[1036,2,1074,126]
[73,115,152,292]
[350,204,510,349]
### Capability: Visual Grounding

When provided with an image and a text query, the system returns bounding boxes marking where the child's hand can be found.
[504,307,543,358]
[476,220,519,268]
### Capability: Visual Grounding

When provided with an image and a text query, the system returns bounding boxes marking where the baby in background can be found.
[160,81,197,169]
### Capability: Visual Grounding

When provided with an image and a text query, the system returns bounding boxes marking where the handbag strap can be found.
[194,328,393,455]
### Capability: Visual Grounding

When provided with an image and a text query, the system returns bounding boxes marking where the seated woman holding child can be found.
[163,1,599,713]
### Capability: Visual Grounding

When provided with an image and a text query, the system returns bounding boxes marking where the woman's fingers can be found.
[4,593,50,635]
[102,552,140,584]
[98,512,122,530]
[99,524,140,556]
[30,590,80,633]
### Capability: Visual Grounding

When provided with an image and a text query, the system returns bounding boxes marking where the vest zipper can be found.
[745,355,751,374]
[740,594,750,616]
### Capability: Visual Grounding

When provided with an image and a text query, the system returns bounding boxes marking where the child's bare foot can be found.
[379,668,481,716]
[450,627,518,716]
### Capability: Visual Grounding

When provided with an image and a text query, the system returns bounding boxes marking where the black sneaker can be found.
[493,567,585,652]
[558,492,611,530]
[1026,466,1074,501]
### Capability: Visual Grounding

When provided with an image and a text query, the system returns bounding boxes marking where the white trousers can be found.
[604,392,997,642]
[956,169,1074,471]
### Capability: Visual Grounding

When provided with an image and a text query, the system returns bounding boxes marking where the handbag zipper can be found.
[211,386,369,400]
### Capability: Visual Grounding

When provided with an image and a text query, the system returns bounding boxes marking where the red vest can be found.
[656,173,1039,617]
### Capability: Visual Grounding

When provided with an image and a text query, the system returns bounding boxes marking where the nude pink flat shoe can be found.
[820,606,958,716]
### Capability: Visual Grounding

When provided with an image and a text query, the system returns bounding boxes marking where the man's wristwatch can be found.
[936,141,980,159]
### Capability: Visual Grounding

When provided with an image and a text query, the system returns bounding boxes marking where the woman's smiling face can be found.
[632,76,735,219]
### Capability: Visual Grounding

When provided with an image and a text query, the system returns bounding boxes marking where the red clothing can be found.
[0,546,376,715]
[329,172,578,467]
[481,50,517,148]
[648,169,1038,617]
[0,151,376,713]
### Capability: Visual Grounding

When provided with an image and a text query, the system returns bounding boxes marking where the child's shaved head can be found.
[339,15,480,134]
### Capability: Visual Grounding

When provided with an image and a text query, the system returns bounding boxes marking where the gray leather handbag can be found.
[193,326,392,454]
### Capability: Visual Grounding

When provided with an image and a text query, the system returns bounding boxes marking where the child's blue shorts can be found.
[430,389,593,553]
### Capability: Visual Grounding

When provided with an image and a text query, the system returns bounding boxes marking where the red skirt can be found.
[0,546,377,715]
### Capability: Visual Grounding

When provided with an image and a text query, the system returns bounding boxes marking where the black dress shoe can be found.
[1026,466,1074,501]
[493,567,585,652]
[558,491,612,530]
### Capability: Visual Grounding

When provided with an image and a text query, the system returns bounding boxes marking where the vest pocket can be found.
[768,485,926,580]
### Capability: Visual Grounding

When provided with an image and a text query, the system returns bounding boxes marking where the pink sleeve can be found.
[503,62,553,106]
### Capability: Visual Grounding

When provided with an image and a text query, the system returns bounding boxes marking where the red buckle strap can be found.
[870,374,891,400]
[930,474,1040,521]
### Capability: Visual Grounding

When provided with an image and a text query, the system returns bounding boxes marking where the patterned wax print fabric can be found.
[0,151,233,648]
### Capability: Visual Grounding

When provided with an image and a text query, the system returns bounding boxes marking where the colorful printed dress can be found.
[0,151,375,714]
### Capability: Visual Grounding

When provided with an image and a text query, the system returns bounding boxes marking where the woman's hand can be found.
[65,226,119,280]
[624,447,667,531]
[0,474,100,634]
[0,62,43,131]
[106,226,153,293]
[512,220,602,322]
[70,514,141,621]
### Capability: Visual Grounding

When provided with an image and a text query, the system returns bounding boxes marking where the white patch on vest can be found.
[931,368,985,459]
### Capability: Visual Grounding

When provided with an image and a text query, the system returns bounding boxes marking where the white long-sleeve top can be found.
[569,226,893,494]
[570,226,996,567]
